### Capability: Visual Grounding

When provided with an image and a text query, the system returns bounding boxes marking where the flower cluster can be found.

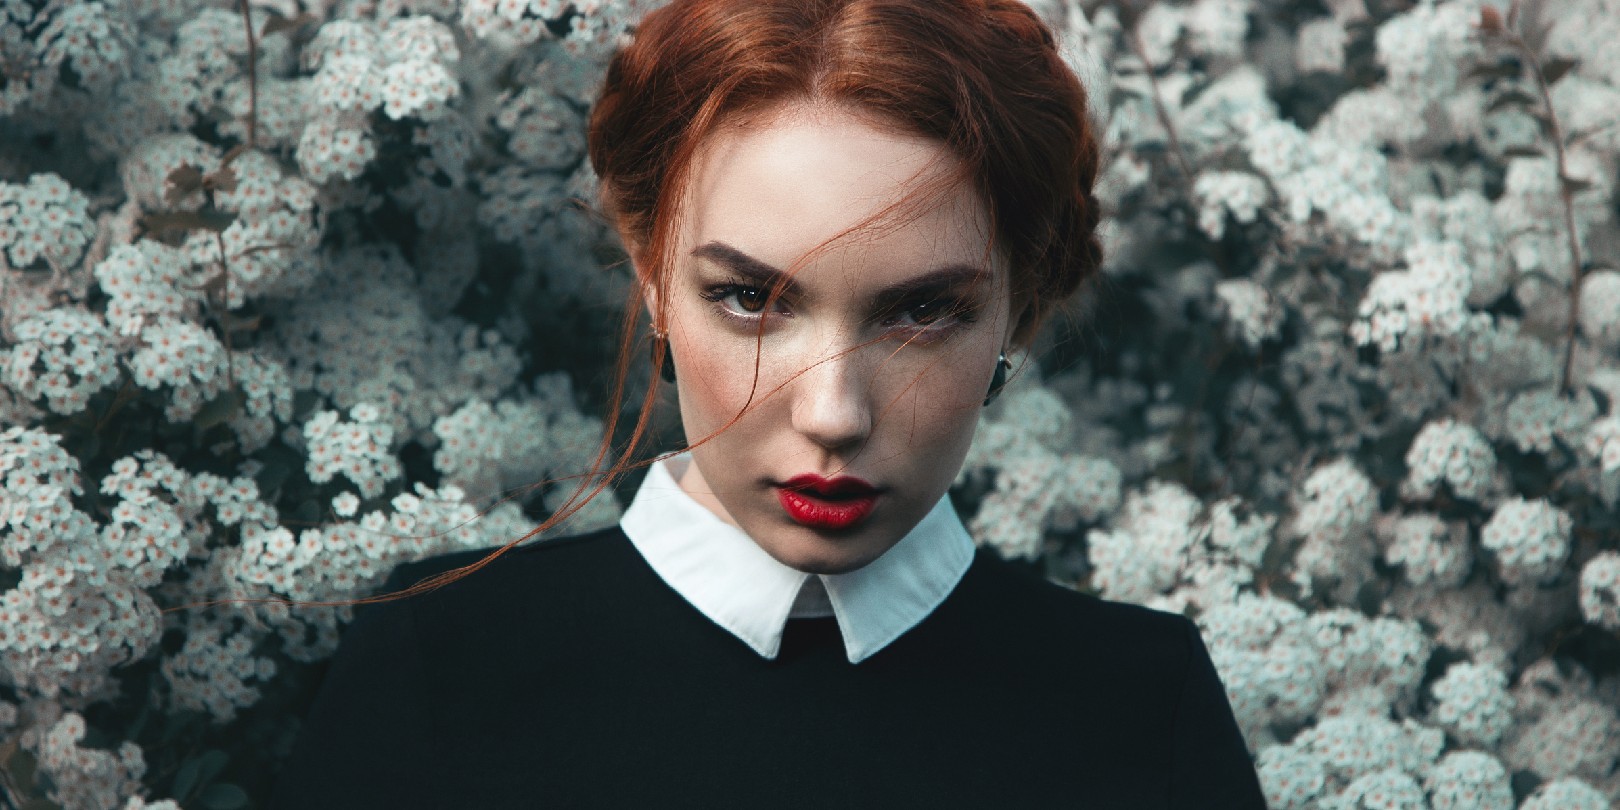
[961,385,1122,559]
[1380,513,1473,588]
[1428,661,1516,747]
[1087,480,1202,602]
[302,403,403,499]
[1581,269,1620,349]
[93,242,204,335]
[6,0,1620,806]
[1500,387,1596,455]
[1,434,174,705]
[160,614,277,723]
[1401,417,1498,503]
[1,308,121,415]
[1198,594,1324,745]
[1521,778,1613,810]
[1479,497,1571,587]
[1289,458,1378,601]
[183,149,321,307]
[1213,278,1282,348]
[1424,750,1515,810]
[1580,552,1620,630]
[31,710,150,810]
[1193,170,1268,241]
[127,318,231,421]
[0,173,96,272]
[1350,240,1474,352]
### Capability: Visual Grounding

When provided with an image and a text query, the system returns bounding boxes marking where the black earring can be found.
[651,331,676,383]
[983,352,1011,406]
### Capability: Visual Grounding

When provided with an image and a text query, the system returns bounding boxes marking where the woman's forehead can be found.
[677,102,997,292]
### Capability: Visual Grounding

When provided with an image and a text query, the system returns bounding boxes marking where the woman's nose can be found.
[789,344,873,452]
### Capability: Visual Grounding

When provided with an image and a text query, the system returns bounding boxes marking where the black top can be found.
[270,526,1266,808]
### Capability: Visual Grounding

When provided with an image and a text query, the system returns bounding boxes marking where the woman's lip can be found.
[776,486,879,530]
[780,473,881,498]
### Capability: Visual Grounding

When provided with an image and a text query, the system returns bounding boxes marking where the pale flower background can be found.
[2,0,1620,807]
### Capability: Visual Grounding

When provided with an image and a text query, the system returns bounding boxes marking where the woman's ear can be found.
[1005,299,1032,350]
[628,248,662,329]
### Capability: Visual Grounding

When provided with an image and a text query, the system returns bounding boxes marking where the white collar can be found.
[619,452,975,664]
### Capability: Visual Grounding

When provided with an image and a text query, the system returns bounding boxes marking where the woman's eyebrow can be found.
[690,240,988,301]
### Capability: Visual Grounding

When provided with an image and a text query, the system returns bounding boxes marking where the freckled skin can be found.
[637,100,1014,575]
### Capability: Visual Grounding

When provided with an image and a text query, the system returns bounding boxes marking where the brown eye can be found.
[907,300,945,325]
[734,287,767,313]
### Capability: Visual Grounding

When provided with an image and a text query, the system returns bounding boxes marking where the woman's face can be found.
[648,99,1012,575]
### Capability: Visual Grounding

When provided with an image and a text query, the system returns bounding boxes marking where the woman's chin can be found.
[754,527,891,575]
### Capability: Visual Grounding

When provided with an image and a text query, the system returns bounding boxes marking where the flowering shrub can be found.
[2,0,1619,808]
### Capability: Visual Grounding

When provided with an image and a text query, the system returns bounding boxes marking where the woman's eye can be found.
[700,283,779,318]
[893,298,970,329]
[903,300,947,325]
[731,286,768,313]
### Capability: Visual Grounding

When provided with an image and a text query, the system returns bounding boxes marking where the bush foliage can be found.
[1,0,1618,807]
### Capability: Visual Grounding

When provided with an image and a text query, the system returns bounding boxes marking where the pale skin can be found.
[633,98,1016,575]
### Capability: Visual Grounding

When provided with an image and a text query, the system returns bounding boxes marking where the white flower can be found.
[1502,387,1596,455]
[1214,278,1282,348]
[1401,417,1497,503]
[3,308,121,416]
[1087,479,1202,600]
[332,492,361,518]
[1295,18,1346,75]
[1194,170,1269,241]
[1521,777,1612,810]
[302,407,401,499]
[1255,743,1325,810]
[1350,240,1473,352]
[1336,769,1425,810]
[1479,497,1571,587]
[1382,513,1472,587]
[380,59,458,121]
[1428,661,1515,747]
[1580,269,1620,349]
[127,318,231,421]
[1424,751,1513,810]
[0,173,95,270]
[1578,551,1620,630]
[296,119,378,184]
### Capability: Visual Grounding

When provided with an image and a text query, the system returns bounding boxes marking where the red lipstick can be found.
[777,474,881,530]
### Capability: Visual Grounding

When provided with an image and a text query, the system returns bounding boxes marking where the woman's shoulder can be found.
[380,524,635,595]
[956,546,1199,667]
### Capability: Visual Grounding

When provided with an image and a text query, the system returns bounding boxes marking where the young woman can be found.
[271,0,1267,806]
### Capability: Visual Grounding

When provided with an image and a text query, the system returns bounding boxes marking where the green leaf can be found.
[1541,56,1578,85]
[193,750,229,789]
[205,165,238,195]
[6,743,39,794]
[1486,88,1539,112]
[193,388,247,431]
[199,783,249,810]
[172,756,202,802]
[219,312,263,334]
[252,458,295,498]
[262,12,317,37]
[164,164,205,205]
[1562,174,1594,194]
[1466,59,1521,82]
[139,210,238,237]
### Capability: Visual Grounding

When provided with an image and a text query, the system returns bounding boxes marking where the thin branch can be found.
[1502,37,1582,394]
[236,0,259,149]
[1124,29,1194,182]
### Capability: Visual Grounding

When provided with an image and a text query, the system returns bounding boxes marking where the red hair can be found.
[181,0,1103,613]
[592,0,1103,347]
